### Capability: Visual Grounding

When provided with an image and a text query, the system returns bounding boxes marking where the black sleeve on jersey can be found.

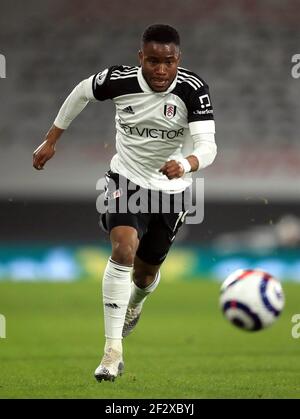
[92,66,116,101]
[92,65,142,101]
[186,84,214,123]
[173,74,214,123]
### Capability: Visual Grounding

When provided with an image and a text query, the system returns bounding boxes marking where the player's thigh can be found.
[136,211,187,266]
[100,170,148,240]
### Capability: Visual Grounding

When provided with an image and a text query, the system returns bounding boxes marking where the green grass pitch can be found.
[0,280,299,399]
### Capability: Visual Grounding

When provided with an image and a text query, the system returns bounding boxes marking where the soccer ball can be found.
[220,269,285,331]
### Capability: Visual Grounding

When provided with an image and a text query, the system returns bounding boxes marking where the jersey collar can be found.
[137,68,177,95]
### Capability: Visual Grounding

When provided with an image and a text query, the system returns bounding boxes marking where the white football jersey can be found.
[90,65,215,193]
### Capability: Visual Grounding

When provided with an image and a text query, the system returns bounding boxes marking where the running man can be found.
[33,24,217,382]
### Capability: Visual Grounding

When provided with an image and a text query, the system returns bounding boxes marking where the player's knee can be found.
[110,226,138,266]
[133,272,156,289]
[133,264,158,288]
[133,255,160,288]
[111,242,136,266]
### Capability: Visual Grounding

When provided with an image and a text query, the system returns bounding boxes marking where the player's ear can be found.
[138,50,143,65]
[177,49,182,65]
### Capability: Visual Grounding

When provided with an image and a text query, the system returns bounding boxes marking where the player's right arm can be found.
[33,124,64,170]
[33,67,117,170]
[33,72,104,170]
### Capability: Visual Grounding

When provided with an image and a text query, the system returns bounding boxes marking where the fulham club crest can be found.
[164,104,177,119]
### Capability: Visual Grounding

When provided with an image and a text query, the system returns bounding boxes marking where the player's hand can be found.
[159,160,185,179]
[33,140,56,170]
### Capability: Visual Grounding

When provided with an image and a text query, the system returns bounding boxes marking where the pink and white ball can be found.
[220,269,285,331]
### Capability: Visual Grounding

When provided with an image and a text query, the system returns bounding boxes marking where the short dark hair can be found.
[142,24,180,46]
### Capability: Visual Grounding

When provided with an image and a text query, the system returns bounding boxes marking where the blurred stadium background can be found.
[1,0,300,400]
[1,0,300,283]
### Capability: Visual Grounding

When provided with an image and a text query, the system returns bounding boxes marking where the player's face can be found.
[139,42,180,92]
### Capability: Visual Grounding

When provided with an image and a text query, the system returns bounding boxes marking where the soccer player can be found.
[33,24,217,382]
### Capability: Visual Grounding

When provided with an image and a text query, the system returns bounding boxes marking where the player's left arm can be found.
[160,83,217,179]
